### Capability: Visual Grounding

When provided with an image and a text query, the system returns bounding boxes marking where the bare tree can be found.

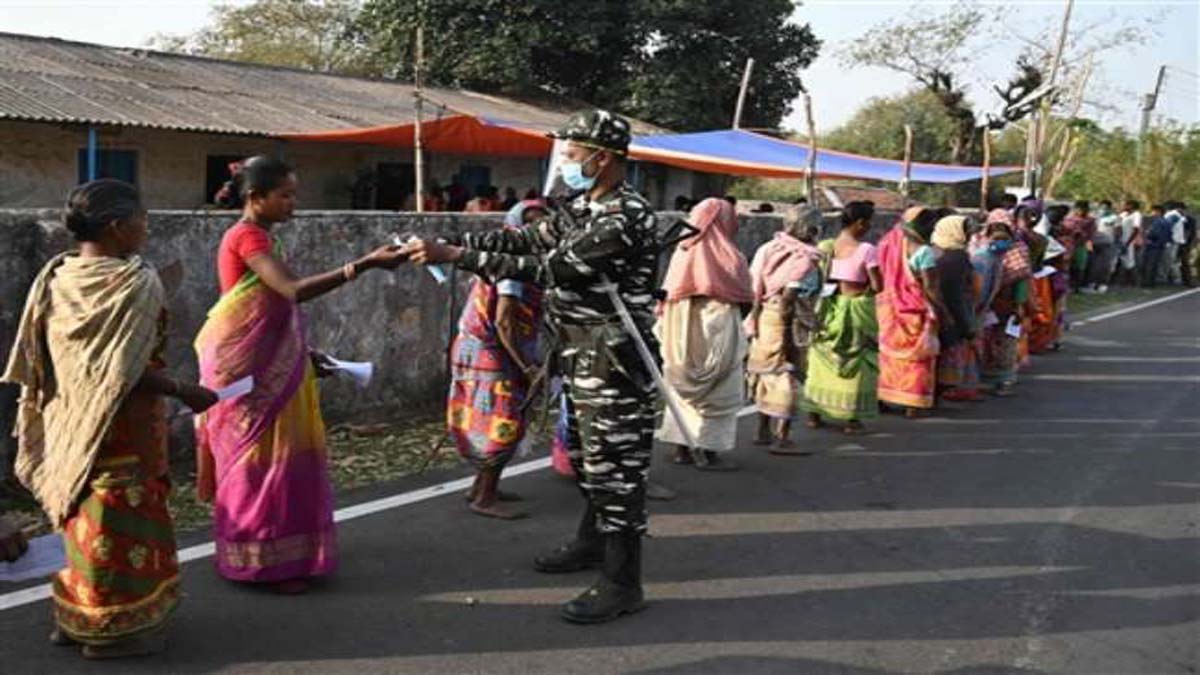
[842,0,1163,166]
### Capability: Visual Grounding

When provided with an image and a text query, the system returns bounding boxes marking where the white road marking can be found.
[1072,287,1200,326]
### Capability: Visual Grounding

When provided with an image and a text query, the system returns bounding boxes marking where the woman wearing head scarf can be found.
[656,197,753,471]
[933,215,983,401]
[745,204,824,453]
[3,180,219,658]
[875,206,951,416]
[448,199,548,518]
[803,201,883,435]
[975,209,1033,396]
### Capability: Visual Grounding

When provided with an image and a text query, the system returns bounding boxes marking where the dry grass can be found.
[4,409,557,536]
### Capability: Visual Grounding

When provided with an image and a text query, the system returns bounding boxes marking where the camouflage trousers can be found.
[557,322,658,534]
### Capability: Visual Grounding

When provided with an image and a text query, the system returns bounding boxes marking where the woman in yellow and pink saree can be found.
[195,156,406,593]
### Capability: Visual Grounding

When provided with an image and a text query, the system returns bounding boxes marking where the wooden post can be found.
[732,58,755,129]
[900,124,914,203]
[980,126,992,213]
[413,2,426,213]
[802,90,817,201]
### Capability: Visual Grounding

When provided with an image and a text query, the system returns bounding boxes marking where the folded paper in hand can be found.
[394,234,450,284]
[328,358,373,388]
[1005,315,1023,338]
[215,376,254,402]
[0,534,65,583]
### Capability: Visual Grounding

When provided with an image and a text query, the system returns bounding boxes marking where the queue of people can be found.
[409,182,535,213]
[1044,198,1196,293]
[2,104,1193,659]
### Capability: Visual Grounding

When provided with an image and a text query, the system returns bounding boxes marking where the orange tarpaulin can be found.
[281,114,553,157]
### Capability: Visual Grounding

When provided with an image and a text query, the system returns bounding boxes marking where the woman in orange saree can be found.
[876,207,950,417]
[1013,205,1056,358]
[195,156,406,593]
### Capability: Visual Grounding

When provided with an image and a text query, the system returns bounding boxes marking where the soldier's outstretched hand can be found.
[404,238,462,265]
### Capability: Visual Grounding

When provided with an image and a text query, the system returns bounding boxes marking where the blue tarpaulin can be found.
[629,129,1019,184]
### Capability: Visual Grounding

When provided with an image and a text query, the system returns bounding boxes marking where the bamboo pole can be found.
[802,89,817,201]
[413,3,426,213]
[732,58,755,129]
[901,124,914,203]
[980,127,992,213]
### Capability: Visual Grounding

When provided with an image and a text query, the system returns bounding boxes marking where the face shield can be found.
[543,139,568,198]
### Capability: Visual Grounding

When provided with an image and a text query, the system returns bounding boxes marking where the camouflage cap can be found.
[551,109,631,155]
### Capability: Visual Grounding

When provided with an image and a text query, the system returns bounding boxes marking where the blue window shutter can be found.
[77,149,138,185]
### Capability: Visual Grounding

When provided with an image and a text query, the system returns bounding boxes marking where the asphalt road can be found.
[2,290,1198,674]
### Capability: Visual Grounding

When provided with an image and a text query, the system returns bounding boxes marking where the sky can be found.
[1,0,1196,133]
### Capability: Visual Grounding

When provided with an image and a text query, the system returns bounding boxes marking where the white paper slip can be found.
[820,282,838,298]
[1005,315,1023,338]
[0,534,64,583]
[394,234,450,284]
[1034,265,1058,279]
[215,376,254,402]
[983,311,1000,328]
[328,358,374,388]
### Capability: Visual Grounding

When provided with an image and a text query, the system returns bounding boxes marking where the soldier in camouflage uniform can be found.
[406,110,659,624]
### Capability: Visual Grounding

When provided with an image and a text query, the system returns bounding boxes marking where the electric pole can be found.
[1140,65,1167,137]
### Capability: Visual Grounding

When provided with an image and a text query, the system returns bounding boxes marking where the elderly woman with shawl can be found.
[876,207,951,417]
[3,180,219,658]
[975,208,1034,396]
[447,199,547,519]
[656,197,753,471]
[195,157,406,594]
[745,204,824,454]
[932,215,983,401]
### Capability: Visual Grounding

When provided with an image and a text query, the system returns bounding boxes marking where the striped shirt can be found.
[453,184,659,334]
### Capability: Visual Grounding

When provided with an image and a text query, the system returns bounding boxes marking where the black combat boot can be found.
[533,504,603,573]
[560,531,645,624]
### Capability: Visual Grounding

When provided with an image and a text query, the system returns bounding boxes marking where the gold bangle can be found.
[343,262,357,281]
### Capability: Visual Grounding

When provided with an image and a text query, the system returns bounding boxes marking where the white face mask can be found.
[560,151,600,191]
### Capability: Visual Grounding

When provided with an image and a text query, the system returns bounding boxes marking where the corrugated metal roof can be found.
[0,32,665,137]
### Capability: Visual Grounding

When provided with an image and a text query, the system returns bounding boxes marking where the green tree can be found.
[149,0,371,74]
[1054,125,1200,206]
[354,0,646,106]
[624,0,820,131]
[153,0,820,132]
[822,89,962,164]
[356,0,819,131]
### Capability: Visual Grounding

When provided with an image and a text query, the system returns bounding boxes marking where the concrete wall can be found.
[0,120,701,211]
[0,207,897,475]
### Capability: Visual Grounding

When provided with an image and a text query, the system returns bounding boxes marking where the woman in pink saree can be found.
[195,156,406,593]
[876,207,951,416]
